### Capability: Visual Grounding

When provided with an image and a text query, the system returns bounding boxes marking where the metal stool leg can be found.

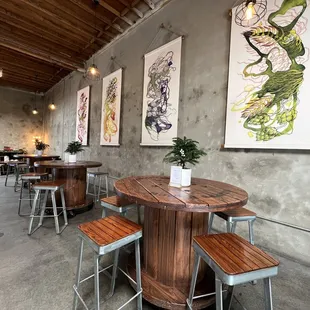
[28,190,40,235]
[93,175,98,203]
[94,253,100,310]
[73,238,84,310]
[4,165,10,186]
[248,219,255,245]
[223,286,234,310]
[208,213,214,234]
[60,188,68,226]
[18,179,25,216]
[51,191,60,234]
[263,278,273,310]
[106,248,120,300]
[105,175,109,197]
[215,275,223,310]
[187,252,201,309]
[39,190,49,226]
[86,174,90,195]
[97,175,101,202]
[137,205,142,225]
[14,166,20,192]
[102,207,107,218]
[231,221,237,233]
[135,239,142,310]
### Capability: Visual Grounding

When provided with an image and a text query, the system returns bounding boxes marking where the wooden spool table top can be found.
[34,160,102,169]
[115,176,248,212]
[14,154,61,159]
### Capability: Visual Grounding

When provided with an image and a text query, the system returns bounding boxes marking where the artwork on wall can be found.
[100,69,122,146]
[141,36,182,146]
[225,0,310,149]
[76,86,90,146]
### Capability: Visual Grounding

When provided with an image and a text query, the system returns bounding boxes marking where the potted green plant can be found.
[163,136,207,187]
[65,141,84,163]
[35,139,49,156]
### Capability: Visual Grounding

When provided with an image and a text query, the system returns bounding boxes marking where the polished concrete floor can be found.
[0,174,309,310]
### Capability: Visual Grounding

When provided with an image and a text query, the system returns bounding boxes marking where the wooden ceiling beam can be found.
[2,76,52,91]
[69,0,124,34]
[2,73,55,88]
[97,1,133,26]
[18,0,107,45]
[0,36,84,71]
[117,0,143,18]
[44,0,115,41]
[0,80,41,93]
[0,9,93,55]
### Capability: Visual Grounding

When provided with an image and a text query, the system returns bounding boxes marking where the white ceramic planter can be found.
[169,166,192,187]
[181,168,192,187]
[36,150,43,156]
[68,154,77,163]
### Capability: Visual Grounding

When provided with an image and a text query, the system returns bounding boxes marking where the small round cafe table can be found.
[115,176,248,309]
[34,160,102,213]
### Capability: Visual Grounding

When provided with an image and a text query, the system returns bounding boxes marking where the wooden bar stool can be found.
[187,233,279,310]
[86,171,109,202]
[28,180,68,235]
[73,215,143,310]
[18,172,48,216]
[101,196,142,224]
[208,208,256,244]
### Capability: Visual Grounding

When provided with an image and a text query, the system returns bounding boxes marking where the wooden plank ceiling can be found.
[0,0,160,93]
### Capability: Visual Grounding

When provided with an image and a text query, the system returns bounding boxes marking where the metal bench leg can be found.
[94,253,100,310]
[51,191,60,234]
[263,278,273,310]
[106,248,120,300]
[187,252,201,309]
[135,239,143,310]
[248,219,255,245]
[208,213,214,234]
[28,190,40,235]
[73,238,84,310]
[215,275,223,310]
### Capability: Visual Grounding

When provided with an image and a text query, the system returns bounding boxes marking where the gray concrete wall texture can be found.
[43,0,310,263]
[0,87,44,152]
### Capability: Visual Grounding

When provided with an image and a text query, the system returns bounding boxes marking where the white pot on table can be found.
[68,154,77,163]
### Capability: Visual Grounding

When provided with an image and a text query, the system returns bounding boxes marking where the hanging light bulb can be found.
[86,63,101,81]
[245,1,256,20]
[48,103,56,110]
[32,108,38,115]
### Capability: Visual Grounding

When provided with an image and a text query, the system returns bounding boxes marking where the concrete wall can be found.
[44,0,310,263]
[0,87,44,152]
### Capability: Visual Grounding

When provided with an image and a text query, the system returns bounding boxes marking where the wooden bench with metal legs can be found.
[208,208,257,245]
[18,172,48,216]
[28,181,68,235]
[101,196,142,224]
[73,215,143,310]
[187,233,279,310]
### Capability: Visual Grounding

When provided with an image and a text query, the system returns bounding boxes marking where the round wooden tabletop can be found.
[34,160,102,169]
[14,154,61,159]
[115,176,248,212]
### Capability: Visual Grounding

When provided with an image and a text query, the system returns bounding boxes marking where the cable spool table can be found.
[115,175,248,309]
[34,160,102,214]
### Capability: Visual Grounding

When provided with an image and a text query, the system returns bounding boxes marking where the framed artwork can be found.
[100,69,122,146]
[141,36,182,146]
[225,0,310,149]
[76,86,90,146]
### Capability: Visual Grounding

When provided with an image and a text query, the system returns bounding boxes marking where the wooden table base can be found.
[129,207,215,309]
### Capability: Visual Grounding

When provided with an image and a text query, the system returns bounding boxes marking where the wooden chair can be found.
[208,208,256,244]
[73,216,143,310]
[28,180,68,235]
[187,233,279,310]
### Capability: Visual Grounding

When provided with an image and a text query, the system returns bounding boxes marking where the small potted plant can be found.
[35,139,49,156]
[163,136,207,187]
[65,141,84,163]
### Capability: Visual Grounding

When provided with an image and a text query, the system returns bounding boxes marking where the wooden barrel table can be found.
[115,176,248,309]
[34,160,102,213]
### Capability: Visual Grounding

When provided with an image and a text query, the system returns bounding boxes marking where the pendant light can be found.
[232,0,267,27]
[48,87,56,110]
[32,92,38,115]
[85,0,101,81]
